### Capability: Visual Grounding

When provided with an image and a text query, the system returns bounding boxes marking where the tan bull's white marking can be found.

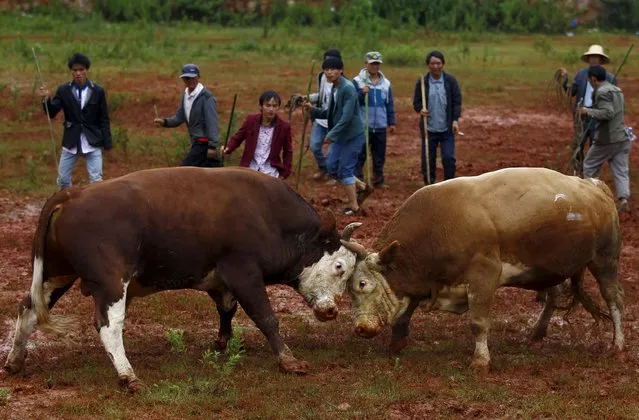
[611,305,624,351]
[554,193,568,202]
[99,280,137,384]
[588,178,602,186]
[298,246,357,314]
[566,212,583,221]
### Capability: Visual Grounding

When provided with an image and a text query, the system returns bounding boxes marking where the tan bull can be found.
[340,168,624,370]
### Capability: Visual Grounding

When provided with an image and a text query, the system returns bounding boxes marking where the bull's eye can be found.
[359,280,367,289]
[335,262,342,270]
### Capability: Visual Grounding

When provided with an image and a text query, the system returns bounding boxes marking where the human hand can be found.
[388,125,396,134]
[324,138,333,145]
[302,101,313,112]
[579,107,590,117]
[452,121,460,136]
[420,108,429,117]
[207,148,218,159]
[363,86,370,94]
[153,118,165,127]
[39,86,49,100]
[223,147,232,155]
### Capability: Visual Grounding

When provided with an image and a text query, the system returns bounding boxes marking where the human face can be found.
[366,62,381,76]
[181,76,199,92]
[588,55,603,66]
[70,64,88,86]
[261,97,280,123]
[324,68,341,84]
[427,56,444,78]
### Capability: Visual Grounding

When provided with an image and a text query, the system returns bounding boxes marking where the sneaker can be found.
[618,198,629,214]
[312,170,327,181]
[325,178,337,185]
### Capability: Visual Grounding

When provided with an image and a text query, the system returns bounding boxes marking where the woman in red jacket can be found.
[223,91,293,179]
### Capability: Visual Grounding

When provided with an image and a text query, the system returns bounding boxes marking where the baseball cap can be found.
[179,63,200,79]
[365,51,383,64]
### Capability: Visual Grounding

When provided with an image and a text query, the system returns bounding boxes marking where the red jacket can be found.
[226,113,293,179]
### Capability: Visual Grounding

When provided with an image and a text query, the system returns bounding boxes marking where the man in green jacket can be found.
[304,57,368,215]
[580,65,633,213]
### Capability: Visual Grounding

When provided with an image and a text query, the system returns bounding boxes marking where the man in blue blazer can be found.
[39,53,112,190]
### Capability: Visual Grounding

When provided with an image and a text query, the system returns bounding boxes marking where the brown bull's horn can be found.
[340,239,368,259]
[341,222,362,241]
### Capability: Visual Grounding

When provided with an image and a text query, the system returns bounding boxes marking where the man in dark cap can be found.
[154,63,221,167]
[308,48,342,182]
[39,52,112,190]
[304,56,368,215]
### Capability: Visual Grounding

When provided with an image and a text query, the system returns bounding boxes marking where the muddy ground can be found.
[1,73,638,418]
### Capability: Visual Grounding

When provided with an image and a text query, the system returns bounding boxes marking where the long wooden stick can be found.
[295,60,316,190]
[420,74,431,185]
[32,48,58,167]
[154,104,159,119]
[221,93,238,166]
[364,72,372,187]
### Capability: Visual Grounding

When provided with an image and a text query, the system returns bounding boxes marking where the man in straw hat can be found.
[570,45,616,175]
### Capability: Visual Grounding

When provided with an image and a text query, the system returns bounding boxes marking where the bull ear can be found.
[317,210,337,237]
[378,241,400,266]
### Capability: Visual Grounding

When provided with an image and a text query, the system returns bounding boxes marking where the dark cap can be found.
[322,56,344,70]
[323,48,342,59]
[179,63,200,79]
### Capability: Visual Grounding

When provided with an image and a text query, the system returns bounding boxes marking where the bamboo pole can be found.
[420,74,431,185]
[32,48,58,168]
[295,60,316,190]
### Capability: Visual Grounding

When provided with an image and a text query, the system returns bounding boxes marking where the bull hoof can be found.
[119,377,144,393]
[3,361,24,375]
[470,361,490,376]
[389,338,409,357]
[214,338,229,351]
[613,349,627,362]
[279,359,309,375]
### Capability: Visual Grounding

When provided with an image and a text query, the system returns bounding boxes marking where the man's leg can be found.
[370,130,387,186]
[609,141,632,201]
[354,139,367,181]
[181,143,208,167]
[427,132,439,184]
[338,133,366,211]
[85,148,103,184]
[441,132,456,180]
[310,122,328,178]
[583,143,611,179]
[57,148,79,190]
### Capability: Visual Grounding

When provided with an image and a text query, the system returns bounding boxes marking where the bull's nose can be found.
[354,325,379,338]
[313,307,338,322]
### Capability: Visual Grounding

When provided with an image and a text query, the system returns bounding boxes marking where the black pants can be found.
[181,142,223,168]
[420,124,455,185]
[355,130,387,185]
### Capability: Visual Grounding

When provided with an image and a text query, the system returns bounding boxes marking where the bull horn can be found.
[340,239,368,259]
[341,222,362,241]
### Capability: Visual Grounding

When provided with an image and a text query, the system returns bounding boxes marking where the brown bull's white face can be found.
[298,246,358,322]
[348,254,404,338]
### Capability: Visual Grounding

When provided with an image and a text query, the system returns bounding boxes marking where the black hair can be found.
[67,53,91,70]
[259,90,282,106]
[322,56,344,70]
[587,65,607,82]
[323,48,342,60]
[426,50,445,65]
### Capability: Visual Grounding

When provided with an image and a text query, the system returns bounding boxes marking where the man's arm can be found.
[587,90,615,121]
[99,88,112,150]
[225,116,251,153]
[281,124,293,179]
[164,98,186,127]
[202,96,219,149]
[386,85,396,127]
[42,85,64,119]
[451,77,462,122]
[412,79,423,113]
[326,86,358,142]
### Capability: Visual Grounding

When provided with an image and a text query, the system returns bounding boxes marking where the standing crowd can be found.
[39,44,632,214]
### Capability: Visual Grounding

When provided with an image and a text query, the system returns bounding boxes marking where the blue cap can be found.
[179,63,200,79]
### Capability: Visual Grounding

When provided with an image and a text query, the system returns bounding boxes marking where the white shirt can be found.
[584,80,594,108]
[184,83,204,123]
[315,76,334,129]
[63,84,98,155]
[249,125,279,178]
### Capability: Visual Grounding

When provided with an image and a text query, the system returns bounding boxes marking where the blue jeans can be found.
[310,121,329,172]
[327,133,365,186]
[421,131,455,184]
[57,148,103,190]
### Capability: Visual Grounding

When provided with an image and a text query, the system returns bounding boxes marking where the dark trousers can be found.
[421,130,455,185]
[181,142,223,168]
[571,115,596,176]
[355,130,387,185]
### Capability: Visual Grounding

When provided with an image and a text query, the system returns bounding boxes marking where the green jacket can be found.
[589,81,626,145]
[311,76,364,143]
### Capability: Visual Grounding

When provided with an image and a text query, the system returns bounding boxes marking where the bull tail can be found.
[30,189,79,335]
[566,270,611,323]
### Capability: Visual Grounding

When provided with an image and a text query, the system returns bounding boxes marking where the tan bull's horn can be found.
[341,222,363,241]
[340,239,368,259]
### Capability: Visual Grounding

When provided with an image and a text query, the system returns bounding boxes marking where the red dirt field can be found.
[1,74,639,418]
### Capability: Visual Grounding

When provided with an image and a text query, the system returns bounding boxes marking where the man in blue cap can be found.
[154,63,221,167]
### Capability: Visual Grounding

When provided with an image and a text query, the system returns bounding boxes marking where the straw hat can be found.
[581,44,610,64]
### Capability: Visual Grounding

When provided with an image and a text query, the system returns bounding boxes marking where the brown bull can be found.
[4,167,360,390]
[340,168,624,370]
